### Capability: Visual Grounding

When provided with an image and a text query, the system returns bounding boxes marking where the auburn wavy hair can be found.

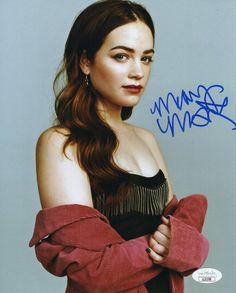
[53,0,155,202]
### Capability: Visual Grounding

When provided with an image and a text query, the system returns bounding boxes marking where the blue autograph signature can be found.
[149,84,236,137]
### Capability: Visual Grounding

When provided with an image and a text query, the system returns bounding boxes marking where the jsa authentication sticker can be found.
[192,268,222,284]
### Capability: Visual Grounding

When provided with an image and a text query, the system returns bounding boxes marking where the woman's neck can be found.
[96,99,126,131]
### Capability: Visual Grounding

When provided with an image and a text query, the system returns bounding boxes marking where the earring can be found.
[85,74,89,86]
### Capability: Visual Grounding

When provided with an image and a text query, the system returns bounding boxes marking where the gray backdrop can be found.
[1,0,235,292]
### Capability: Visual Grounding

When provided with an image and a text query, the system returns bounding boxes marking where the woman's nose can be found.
[128,60,144,79]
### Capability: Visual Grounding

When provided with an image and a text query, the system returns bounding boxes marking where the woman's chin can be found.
[124,96,141,107]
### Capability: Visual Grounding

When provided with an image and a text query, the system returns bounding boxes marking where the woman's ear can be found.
[80,50,91,75]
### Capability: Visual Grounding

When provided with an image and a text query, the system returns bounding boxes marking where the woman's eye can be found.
[142,56,153,64]
[113,54,129,61]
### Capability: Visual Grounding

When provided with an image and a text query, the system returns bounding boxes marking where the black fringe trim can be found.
[94,179,169,218]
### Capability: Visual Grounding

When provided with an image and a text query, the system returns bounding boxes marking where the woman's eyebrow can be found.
[110,45,154,54]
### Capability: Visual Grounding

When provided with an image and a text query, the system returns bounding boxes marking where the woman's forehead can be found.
[101,21,154,52]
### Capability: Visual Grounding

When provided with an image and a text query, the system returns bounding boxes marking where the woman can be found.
[29,1,209,292]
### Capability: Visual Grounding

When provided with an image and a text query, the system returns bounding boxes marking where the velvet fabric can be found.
[29,194,209,293]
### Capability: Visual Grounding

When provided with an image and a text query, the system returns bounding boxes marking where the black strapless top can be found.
[93,169,170,293]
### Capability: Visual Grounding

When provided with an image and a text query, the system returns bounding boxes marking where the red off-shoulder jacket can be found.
[29,194,209,293]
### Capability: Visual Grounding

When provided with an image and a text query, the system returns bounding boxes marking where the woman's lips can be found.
[122,85,143,93]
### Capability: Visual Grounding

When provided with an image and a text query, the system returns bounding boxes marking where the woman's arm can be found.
[33,126,163,292]
[148,194,209,274]
[34,225,161,292]
[36,126,93,208]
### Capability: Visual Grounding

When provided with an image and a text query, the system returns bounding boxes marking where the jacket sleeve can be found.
[33,216,162,293]
[160,194,209,275]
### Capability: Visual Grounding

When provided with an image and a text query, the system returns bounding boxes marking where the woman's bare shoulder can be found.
[36,126,70,155]
[35,126,93,209]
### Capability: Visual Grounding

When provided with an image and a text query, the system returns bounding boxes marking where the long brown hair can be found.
[53,0,155,201]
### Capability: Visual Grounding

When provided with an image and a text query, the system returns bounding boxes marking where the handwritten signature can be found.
[149,84,236,137]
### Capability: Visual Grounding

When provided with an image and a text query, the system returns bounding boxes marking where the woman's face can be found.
[84,21,154,113]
